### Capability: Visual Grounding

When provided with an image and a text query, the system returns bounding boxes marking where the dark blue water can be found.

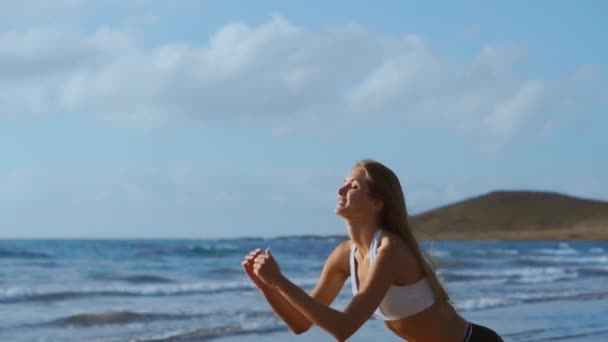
[1,238,607,341]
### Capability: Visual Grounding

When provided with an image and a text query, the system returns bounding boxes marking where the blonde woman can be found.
[242,160,502,341]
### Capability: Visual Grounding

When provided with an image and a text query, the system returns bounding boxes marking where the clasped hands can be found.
[241,248,284,289]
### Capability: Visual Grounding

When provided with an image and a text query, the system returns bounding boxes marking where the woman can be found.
[241,159,503,341]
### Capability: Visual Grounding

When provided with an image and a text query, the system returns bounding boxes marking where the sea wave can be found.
[0,248,51,259]
[427,249,450,258]
[507,272,578,284]
[516,255,608,266]
[133,322,285,341]
[457,297,514,311]
[0,281,254,304]
[529,328,608,341]
[490,248,519,255]
[273,235,347,242]
[0,308,282,338]
[440,271,490,283]
[441,267,573,284]
[183,244,240,257]
[88,273,174,284]
[533,247,580,255]
[502,328,549,340]
[0,277,321,304]
[435,259,483,269]
[51,311,211,327]
[578,266,608,277]
[207,267,242,276]
[132,244,243,259]
[470,248,519,256]
[457,289,608,312]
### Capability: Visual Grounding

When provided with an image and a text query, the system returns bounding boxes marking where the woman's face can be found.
[335,166,382,219]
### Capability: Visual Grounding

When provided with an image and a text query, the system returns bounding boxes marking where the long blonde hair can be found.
[356,159,451,303]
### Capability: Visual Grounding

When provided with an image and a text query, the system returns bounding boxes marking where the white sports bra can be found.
[349,229,435,321]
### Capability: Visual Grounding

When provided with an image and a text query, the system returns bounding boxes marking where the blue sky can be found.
[1,0,606,238]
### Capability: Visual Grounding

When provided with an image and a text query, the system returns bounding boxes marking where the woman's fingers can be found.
[243,249,268,269]
[242,249,263,270]
[244,249,261,260]
[248,249,260,256]
[254,255,267,263]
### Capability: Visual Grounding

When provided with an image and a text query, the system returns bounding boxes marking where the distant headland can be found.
[410,190,608,240]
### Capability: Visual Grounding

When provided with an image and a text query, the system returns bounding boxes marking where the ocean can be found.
[1,238,607,341]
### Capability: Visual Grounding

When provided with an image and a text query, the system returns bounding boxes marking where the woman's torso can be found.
[349,230,468,341]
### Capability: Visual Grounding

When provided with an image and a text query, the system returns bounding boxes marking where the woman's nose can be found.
[338,185,348,196]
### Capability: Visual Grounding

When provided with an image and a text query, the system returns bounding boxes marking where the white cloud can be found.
[0,15,601,150]
[536,64,607,139]
[479,79,544,152]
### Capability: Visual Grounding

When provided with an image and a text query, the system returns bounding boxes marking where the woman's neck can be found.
[345,217,381,259]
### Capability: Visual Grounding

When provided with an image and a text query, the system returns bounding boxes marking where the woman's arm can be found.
[243,242,349,334]
[254,280,312,334]
[254,240,397,341]
[243,250,310,333]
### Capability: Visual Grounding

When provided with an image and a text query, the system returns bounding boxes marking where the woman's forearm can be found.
[257,283,313,334]
[275,275,355,341]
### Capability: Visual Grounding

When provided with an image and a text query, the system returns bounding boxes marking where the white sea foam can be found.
[450,266,568,278]
[0,280,256,303]
[0,287,22,298]
[441,266,579,285]
[520,255,608,265]
[492,248,519,255]
[457,288,608,311]
[457,297,512,311]
[428,249,450,258]
[513,272,578,284]
[534,247,579,255]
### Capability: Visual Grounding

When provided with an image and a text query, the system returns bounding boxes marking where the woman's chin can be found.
[334,206,348,217]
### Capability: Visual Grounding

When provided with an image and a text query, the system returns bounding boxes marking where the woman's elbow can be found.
[331,327,356,342]
[291,322,312,335]
[292,327,307,335]
[293,328,307,335]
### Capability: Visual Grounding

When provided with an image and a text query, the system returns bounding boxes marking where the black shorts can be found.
[462,322,503,342]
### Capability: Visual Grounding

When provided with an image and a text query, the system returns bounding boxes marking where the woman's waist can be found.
[384,301,468,342]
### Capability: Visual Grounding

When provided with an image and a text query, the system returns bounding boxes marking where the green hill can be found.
[410,191,608,240]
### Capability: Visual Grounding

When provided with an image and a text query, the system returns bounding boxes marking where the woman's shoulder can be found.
[377,230,419,269]
[377,230,404,251]
[335,238,354,257]
[323,239,353,276]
